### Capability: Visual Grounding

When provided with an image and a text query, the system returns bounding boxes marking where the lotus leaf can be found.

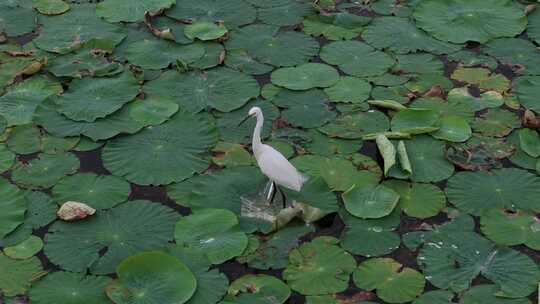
[97,0,175,23]
[0,253,43,297]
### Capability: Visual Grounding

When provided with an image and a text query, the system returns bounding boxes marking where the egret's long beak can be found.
[238,115,252,126]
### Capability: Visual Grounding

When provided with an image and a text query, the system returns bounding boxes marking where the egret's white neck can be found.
[252,111,264,156]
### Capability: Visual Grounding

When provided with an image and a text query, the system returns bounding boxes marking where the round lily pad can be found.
[271,89,335,128]
[32,0,70,15]
[53,71,139,122]
[0,144,16,174]
[212,142,253,167]
[34,4,126,54]
[184,21,227,40]
[224,49,274,75]
[11,152,80,189]
[102,111,218,185]
[29,271,111,304]
[518,128,540,157]
[107,251,196,304]
[283,236,356,295]
[412,290,454,304]
[47,47,123,78]
[461,285,532,304]
[96,0,175,23]
[43,200,180,274]
[271,63,339,90]
[353,258,425,303]
[323,77,371,104]
[318,110,390,139]
[302,13,366,41]
[413,0,526,43]
[174,208,248,264]
[340,209,400,257]
[480,209,540,250]
[383,180,446,219]
[166,0,256,28]
[446,168,540,215]
[129,97,179,126]
[0,253,43,297]
[343,185,400,219]
[320,41,395,77]
[6,124,41,155]
[363,16,460,54]
[485,38,540,76]
[144,68,259,113]
[431,115,472,143]
[0,75,62,126]
[4,235,43,260]
[0,178,26,239]
[227,274,291,304]
[0,2,36,37]
[257,1,312,26]
[52,173,130,210]
[514,76,540,113]
[391,108,440,134]
[225,24,319,67]
[125,38,205,70]
[399,135,454,183]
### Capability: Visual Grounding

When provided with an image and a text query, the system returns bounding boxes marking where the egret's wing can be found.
[256,145,305,191]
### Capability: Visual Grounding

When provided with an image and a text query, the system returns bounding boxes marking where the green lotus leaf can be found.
[226,24,319,67]
[396,135,454,183]
[448,134,513,171]
[394,53,443,75]
[40,134,80,154]
[44,200,179,274]
[239,223,313,270]
[34,4,126,54]
[73,137,104,152]
[340,209,400,257]
[320,41,395,77]
[184,21,227,40]
[53,71,139,122]
[271,63,339,90]
[518,128,540,157]
[471,108,520,137]
[128,97,179,126]
[224,49,273,75]
[412,290,454,304]
[383,180,445,219]
[29,271,111,304]
[0,75,62,126]
[451,67,510,93]
[369,74,410,87]
[343,184,399,219]
[371,86,410,104]
[0,144,15,173]
[446,88,503,112]
[448,50,498,70]
[353,258,425,303]
[480,209,540,251]
[32,0,70,15]
[125,38,205,70]
[166,0,256,28]
[528,9,540,45]
[6,124,41,155]
[417,230,540,297]
[283,236,356,295]
[0,53,40,88]
[0,253,43,297]
[413,0,526,43]
[175,208,248,264]
[301,129,359,156]
[11,152,79,189]
[107,251,196,304]
[0,177,26,239]
[103,111,218,185]
[447,168,540,215]
[257,1,312,26]
[4,235,43,260]
[35,99,144,141]
[363,16,459,54]
[324,77,371,104]
[391,108,440,134]
[144,68,259,113]
[485,38,540,76]
[284,177,339,214]
[405,73,453,94]
[23,191,57,230]
[97,0,174,23]
[461,285,532,304]
[0,2,36,37]
[375,134,396,176]
[302,13,366,41]
[291,155,380,192]
[212,142,252,167]
[318,110,390,139]
[52,173,130,210]
[271,89,335,128]
[190,42,224,69]
[168,166,266,215]
[215,99,279,143]
[227,274,291,304]
[431,115,472,142]
[514,76,540,113]
[306,296,377,304]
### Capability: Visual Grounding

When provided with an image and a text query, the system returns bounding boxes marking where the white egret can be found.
[240,107,307,207]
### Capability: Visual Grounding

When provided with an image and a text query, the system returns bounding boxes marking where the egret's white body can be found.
[248,107,307,192]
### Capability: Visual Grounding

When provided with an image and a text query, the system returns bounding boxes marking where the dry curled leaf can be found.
[523,109,540,129]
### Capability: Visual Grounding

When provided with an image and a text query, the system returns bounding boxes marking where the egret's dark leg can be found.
[269,181,277,204]
[277,186,287,208]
